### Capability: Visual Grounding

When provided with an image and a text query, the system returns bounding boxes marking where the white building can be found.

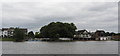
[99,36,112,41]
[74,30,91,38]
[2,27,27,37]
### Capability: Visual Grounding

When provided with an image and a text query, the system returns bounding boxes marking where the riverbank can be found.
[0,38,120,42]
[0,38,15,41]
[41,40,76,42]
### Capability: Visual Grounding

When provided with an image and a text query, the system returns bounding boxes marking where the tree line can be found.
[13,22,77,41]
[13,22,119,42]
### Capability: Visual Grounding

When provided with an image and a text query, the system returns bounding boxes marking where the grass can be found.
[112,39,120,41]
[0,38,15,41]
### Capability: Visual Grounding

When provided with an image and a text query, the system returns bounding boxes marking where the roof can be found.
[2,28,9,31]
[95,30,105,33]
[78,30,87,33]
[75,29,90,34]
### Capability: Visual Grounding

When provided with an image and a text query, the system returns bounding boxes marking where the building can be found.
[94,30,105,37]
[74,30,93,40]
[93,30,109,40]
[74,30,91,38]
[2,27,27,37]
[112,35,120,40]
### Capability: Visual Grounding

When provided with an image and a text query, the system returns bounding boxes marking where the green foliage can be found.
[110,32,116,36]
[115,33,120,36]
[40,22,77,39]
[28,31,34,38]
[0,38,15,41]
[105,32,110,36]
[105,32,116,36]
[13,28,25,42]
[35,32,40,38]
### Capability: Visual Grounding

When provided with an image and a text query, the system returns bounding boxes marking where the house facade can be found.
[74,30,91,38]
[93,30,110,40]
[112,35,120,40]
[73,30,94,40]
[2,27,27,37]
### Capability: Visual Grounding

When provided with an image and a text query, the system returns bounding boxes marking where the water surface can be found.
[2,41,118,54]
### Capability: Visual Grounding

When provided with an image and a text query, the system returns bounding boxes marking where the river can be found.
[1,41,119,54]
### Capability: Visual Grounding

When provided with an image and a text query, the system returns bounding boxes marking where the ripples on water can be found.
[2,41,119,54]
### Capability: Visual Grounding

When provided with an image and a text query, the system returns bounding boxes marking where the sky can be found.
[1,1,118,33]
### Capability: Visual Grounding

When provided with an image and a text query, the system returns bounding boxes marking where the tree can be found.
[28,31,34,38]
[13,28,25,42]
[105,32,110,36]
[35,32,40,38]
[40,22,77,40]
[116,33,120,35]
[110,32,116,36]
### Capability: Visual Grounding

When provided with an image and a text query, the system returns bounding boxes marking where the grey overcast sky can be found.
[2,2,118,33]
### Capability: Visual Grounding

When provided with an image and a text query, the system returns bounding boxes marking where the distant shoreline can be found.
[0,37,120,42]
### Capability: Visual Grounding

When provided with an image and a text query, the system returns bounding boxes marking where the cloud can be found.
[2,2,118,33]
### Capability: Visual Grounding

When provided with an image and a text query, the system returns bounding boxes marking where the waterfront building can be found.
[73,29,93,40]
[112,35,120,40]
[93,30,110,40]
[74,29,91,38]
[2,27,27,37]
